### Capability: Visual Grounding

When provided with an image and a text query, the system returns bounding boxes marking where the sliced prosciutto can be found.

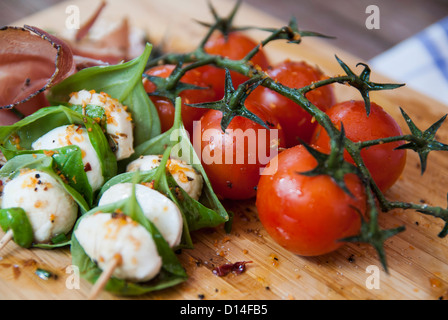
[0,25,76,124]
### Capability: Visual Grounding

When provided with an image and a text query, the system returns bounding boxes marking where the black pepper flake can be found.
[187,176,194,181]
[226,181,233,189]
[198,294,205,300]
[35,174,40,179]
[348,254,355,263]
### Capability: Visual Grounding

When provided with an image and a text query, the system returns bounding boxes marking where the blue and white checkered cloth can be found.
[370,16,448,106]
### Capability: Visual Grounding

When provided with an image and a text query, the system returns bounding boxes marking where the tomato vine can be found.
[144,1,448,271]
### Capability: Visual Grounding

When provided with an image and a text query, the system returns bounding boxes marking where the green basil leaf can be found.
[47,44,161,147]
[0,208,33,248]
[67,104,108,131]
[34,233,71,249]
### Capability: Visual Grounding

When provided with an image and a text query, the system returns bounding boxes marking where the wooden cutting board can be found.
[2,0,448,300]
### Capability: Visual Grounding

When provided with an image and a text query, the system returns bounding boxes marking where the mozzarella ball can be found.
[31,124,104,191]
[1,170,78,243]
[126,155,203,200]
[98,183,183,248]
[74,212,162,282]
[68,90,134,160]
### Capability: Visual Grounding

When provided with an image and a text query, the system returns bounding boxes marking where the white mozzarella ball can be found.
[98,183,183,248]
[1,170,78,243]
[74,212,162,282]
[126,155,203,200]
[68,90,134,160]
[31,124,104,191]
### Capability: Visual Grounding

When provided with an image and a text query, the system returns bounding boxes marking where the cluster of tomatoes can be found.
[144,30,407,257]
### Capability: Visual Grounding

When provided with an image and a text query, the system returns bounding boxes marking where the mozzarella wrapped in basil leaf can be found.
[2,170,78,244]
[68,90,134,160]
[32,124,104,192]
[98,183,183,248]
[0,106,117,206]
[71,180,187,296]
[127,155,203,201]
[0,154,89,248]
[74,212,162,282]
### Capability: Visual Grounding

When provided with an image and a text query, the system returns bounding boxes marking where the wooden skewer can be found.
[88,254,122,300]
[0,230,13,252]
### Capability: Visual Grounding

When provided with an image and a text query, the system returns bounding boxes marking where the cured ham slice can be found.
[0,26,76,124]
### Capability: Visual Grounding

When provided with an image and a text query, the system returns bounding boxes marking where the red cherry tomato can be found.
[199,31,270,100]
[144,64,215,135]
[249,60,335,147]
[255,144,366,256]
[312,100,407,192]
[195,100,285,200]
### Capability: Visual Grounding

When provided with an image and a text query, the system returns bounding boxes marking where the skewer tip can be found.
[0,230,14,252]
[88,254,122,300]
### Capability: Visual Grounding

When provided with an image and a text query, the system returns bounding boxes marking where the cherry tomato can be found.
[255,144,366,256]
[248,60,335,147]
[195,100,285,200]
[199,31,270,100]
[144,64,216,135]
[311,100,407,192]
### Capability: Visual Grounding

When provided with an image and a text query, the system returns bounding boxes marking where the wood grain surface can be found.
[1,0,448,300]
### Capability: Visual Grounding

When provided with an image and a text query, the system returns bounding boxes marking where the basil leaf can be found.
[0,208,33,248]
[67,104,108,131]
[48,44,161,148]
[34,233,71,249]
